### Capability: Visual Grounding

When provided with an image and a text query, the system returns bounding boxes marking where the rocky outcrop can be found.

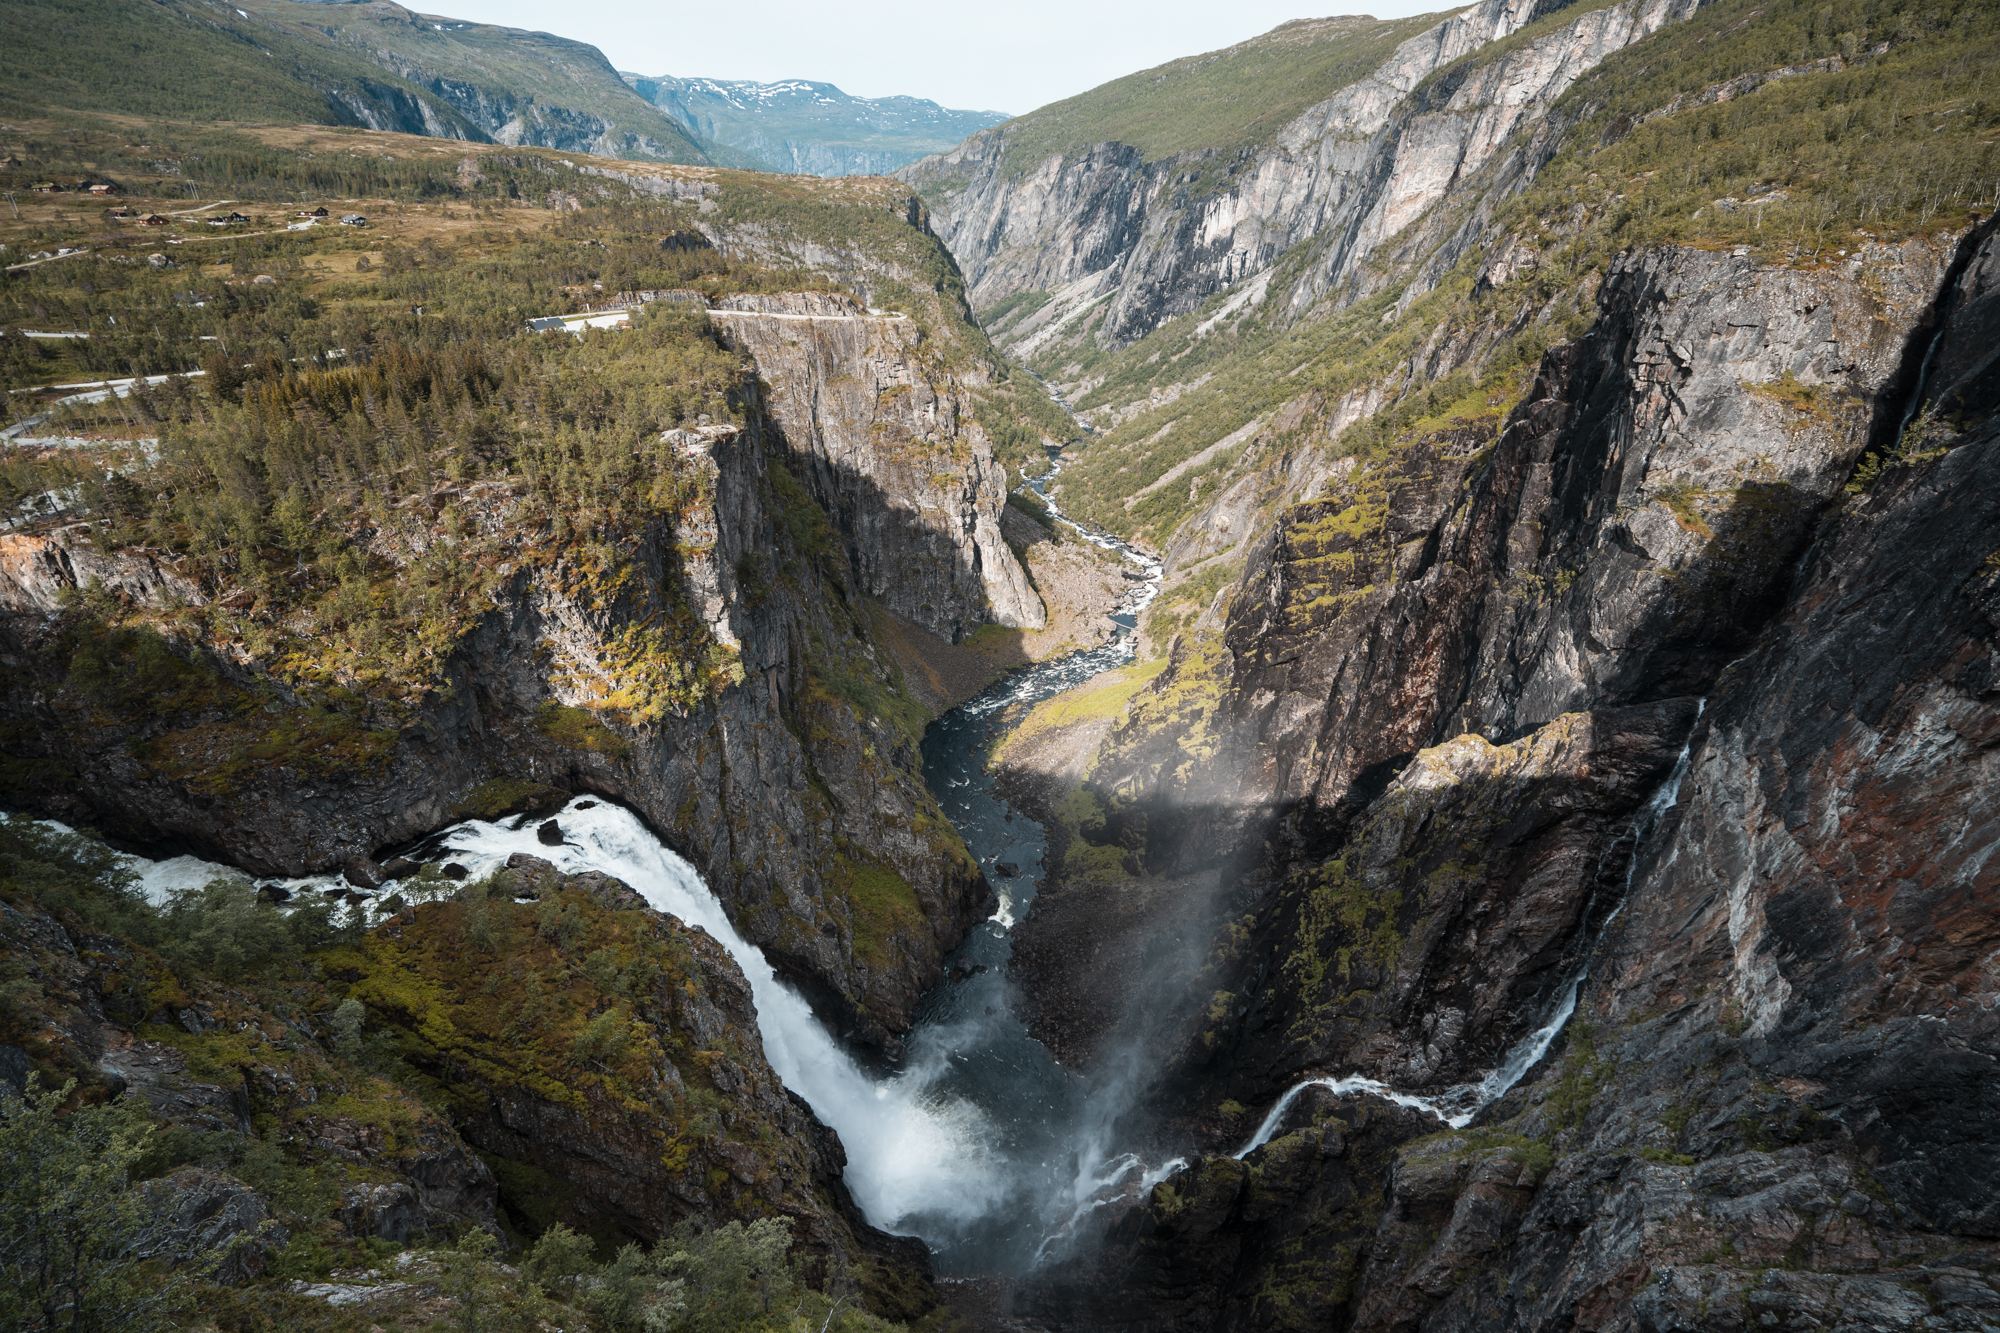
[711,293,1044,639]
[139,1168,288,1285]
[0,875,501,1244]
[341,862,931,1303]
[1025,1090,1443,1333]
[1098,232,1959,875]
[904,0,1704,353]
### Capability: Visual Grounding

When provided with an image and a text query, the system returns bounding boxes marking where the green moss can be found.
[452,778,570,821]
[995,658,1167,763]
[533,702,633,758]
[825,853,924,971]
[135,705,400,798]
[1286,855,1406,1008]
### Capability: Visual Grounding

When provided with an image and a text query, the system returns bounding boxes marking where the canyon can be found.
[2,0,1998,1329]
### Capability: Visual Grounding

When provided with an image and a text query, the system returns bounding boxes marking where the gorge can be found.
[2,0,1999,1330]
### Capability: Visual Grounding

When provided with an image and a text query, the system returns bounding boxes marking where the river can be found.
[70,444,1182,1276]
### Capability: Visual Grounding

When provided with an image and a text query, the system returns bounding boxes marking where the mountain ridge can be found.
[623,73,1009,178]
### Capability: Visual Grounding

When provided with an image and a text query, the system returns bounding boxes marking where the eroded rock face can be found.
[711,295,1043,638]
[1098,233,1958,876]
[1058,225,2000,1333]
[904,0,1703,352]
[1175,700,1701,1106]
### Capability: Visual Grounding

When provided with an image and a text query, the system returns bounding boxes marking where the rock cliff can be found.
[1013,196,2000,1333]
[902,0,1703,354]
[1098,230,1958,877]
[711,292,1043,639]
[0,290,1034,1052]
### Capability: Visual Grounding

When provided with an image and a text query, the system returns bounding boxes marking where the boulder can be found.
[342,856,386,890]
[139,1167,287,1284]
[337,1182,427,1244]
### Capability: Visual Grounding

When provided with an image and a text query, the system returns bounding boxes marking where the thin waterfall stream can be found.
[1231,700,1705,1158]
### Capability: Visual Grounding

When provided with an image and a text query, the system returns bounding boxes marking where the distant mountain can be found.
[2,0,710,164]
[622,75,1008,177]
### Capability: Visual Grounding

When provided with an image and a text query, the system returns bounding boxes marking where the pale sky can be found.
[437,0,1452,118]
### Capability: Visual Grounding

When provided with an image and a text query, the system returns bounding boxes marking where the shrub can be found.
[0,1077,202,1333]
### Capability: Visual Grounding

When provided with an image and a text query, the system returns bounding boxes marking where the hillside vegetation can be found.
[975,14,1446,180]
[1039,0,2000,554]
[0,0,708,162]
[0,121,1062,717]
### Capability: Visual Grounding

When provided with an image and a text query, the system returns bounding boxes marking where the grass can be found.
[965,13,1446,186]
[995,656,1168,763]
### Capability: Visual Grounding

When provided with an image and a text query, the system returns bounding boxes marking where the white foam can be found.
[431,801,1008,1231]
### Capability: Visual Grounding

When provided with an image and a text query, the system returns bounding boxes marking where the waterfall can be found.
[424,803,1012,1231]
[1235,701,1705,1153]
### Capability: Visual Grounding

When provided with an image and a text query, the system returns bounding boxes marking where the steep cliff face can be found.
[0,311,1007,1052]
[1313,248,2000,1332]
[1015,210,2000,1333]
[903,0,1702,354]
[1098,231,1957,873]
[712,292,1043,639]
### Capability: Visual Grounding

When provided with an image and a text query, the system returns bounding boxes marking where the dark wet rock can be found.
[0,1043,29,1097]
[255,882,290,903]
[101,1041,252,1135]
[342,856,387,890]
[379,857,419,878]
[535,819,564,846]
[995,861,1020,878]
[337,1182,428,1244]
[1024,1093,1439,1332]
[1176,698,1702,1104]
[439,862,469,880]
[138,1167,287,1285]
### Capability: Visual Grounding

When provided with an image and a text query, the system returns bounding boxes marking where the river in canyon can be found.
[68,450,1693,1280]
